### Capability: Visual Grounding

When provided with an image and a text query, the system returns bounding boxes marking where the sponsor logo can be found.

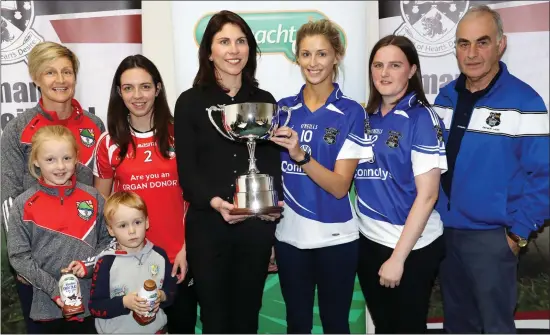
[281,160,305,175]
[394,1,469,57]
[355,167,392,181]
[1,1,44,65]
[76,200,94,221]
[79,128,95,148]
[194,11,346,61]
[301,144,311,155]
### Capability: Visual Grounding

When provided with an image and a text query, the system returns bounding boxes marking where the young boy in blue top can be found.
[70,191,177,334]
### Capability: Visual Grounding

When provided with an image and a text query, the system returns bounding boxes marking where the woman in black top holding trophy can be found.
[174,10,283,334]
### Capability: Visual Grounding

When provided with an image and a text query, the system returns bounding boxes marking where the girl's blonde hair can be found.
[27,41,80,82]
[29,125,79,179]
[295,19,345,80]
[104,191,149,225]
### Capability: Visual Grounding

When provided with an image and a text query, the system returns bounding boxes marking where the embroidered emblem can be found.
[485,112,501,127]
[364,118,371,135]
[168,135,176,158]
[111,284,128,297]
[150,264,159,277]
[386,130,402,148]
[434,124,444,142]
[79,128,95,148]
[323,127,339,145]
[76,200,94,221]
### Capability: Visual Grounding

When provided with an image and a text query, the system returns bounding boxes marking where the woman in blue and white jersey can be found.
[354,35,447,333]
[270,19,373,334]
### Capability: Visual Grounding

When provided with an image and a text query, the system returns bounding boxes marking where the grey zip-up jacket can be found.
[1,99,104,232]
[89,240,177,334]
[6,176,112,320]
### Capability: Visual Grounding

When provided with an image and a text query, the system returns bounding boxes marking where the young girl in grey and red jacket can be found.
[6,125,112,334]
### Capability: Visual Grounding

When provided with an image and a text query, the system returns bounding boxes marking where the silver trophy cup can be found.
[208,102,291,215]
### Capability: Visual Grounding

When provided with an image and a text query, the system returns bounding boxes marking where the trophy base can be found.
[230,206,283,216]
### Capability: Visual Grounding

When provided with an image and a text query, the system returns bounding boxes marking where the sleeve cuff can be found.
[509,223,532,240]
[76,260,88,277]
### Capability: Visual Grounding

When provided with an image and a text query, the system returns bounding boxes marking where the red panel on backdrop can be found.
[496,2,550,33]
[50,15,142,43]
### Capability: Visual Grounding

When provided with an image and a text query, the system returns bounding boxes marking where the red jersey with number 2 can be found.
[93,125,187,263]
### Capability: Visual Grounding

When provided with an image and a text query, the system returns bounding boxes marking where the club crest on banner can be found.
[1,1,44,65]
[394,1,469,57]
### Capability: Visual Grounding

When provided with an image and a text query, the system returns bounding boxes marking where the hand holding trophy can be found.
[207,102,291,216]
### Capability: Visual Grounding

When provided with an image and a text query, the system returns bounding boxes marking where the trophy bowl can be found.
[207,102,291,215]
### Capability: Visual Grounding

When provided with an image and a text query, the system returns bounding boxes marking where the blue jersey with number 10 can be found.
[276,84,373,249]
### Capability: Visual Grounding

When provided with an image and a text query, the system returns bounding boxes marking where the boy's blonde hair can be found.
[104,191,149,225]
[295,19,345,80]
[27,41,80,82]
[29,125,79,179]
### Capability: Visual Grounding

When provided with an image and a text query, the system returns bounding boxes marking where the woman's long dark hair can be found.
[107,54,173,164]
[193,10,260,90]
[365,35,430,114]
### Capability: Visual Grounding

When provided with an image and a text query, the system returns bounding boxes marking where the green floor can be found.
[194,273,368,334]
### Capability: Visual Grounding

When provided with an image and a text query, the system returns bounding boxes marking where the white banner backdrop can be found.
[379,0,549,107]
[1,1,142,131]
[171,1,373,104]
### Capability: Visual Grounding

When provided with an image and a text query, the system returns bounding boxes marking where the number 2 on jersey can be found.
[144,150,153,163]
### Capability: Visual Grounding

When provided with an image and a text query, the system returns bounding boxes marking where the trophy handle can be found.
[268,106,293,138]
[207,105,234,141]
[281,107,292,128]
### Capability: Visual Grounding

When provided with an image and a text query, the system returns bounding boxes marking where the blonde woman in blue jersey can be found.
[270,19,373,334]
[354,35,447,333]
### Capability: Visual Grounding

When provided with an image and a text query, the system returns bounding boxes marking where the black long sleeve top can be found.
[174,82,283,214]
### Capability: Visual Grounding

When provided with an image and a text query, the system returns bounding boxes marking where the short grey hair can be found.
[461,5,504,41]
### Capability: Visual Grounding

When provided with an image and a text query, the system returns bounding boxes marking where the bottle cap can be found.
[144,279,157,291]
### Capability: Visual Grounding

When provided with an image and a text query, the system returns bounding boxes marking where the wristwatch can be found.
[507,231,528,248]
[295,151,311,166]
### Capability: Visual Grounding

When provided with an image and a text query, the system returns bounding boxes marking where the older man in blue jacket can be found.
[433,5,549,334]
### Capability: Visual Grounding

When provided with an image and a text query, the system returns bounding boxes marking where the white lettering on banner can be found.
[281,161,305,175]
[0,79,98,130]
[422,73,460,95]
[355,168,392,181]
[254,24,298,50]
